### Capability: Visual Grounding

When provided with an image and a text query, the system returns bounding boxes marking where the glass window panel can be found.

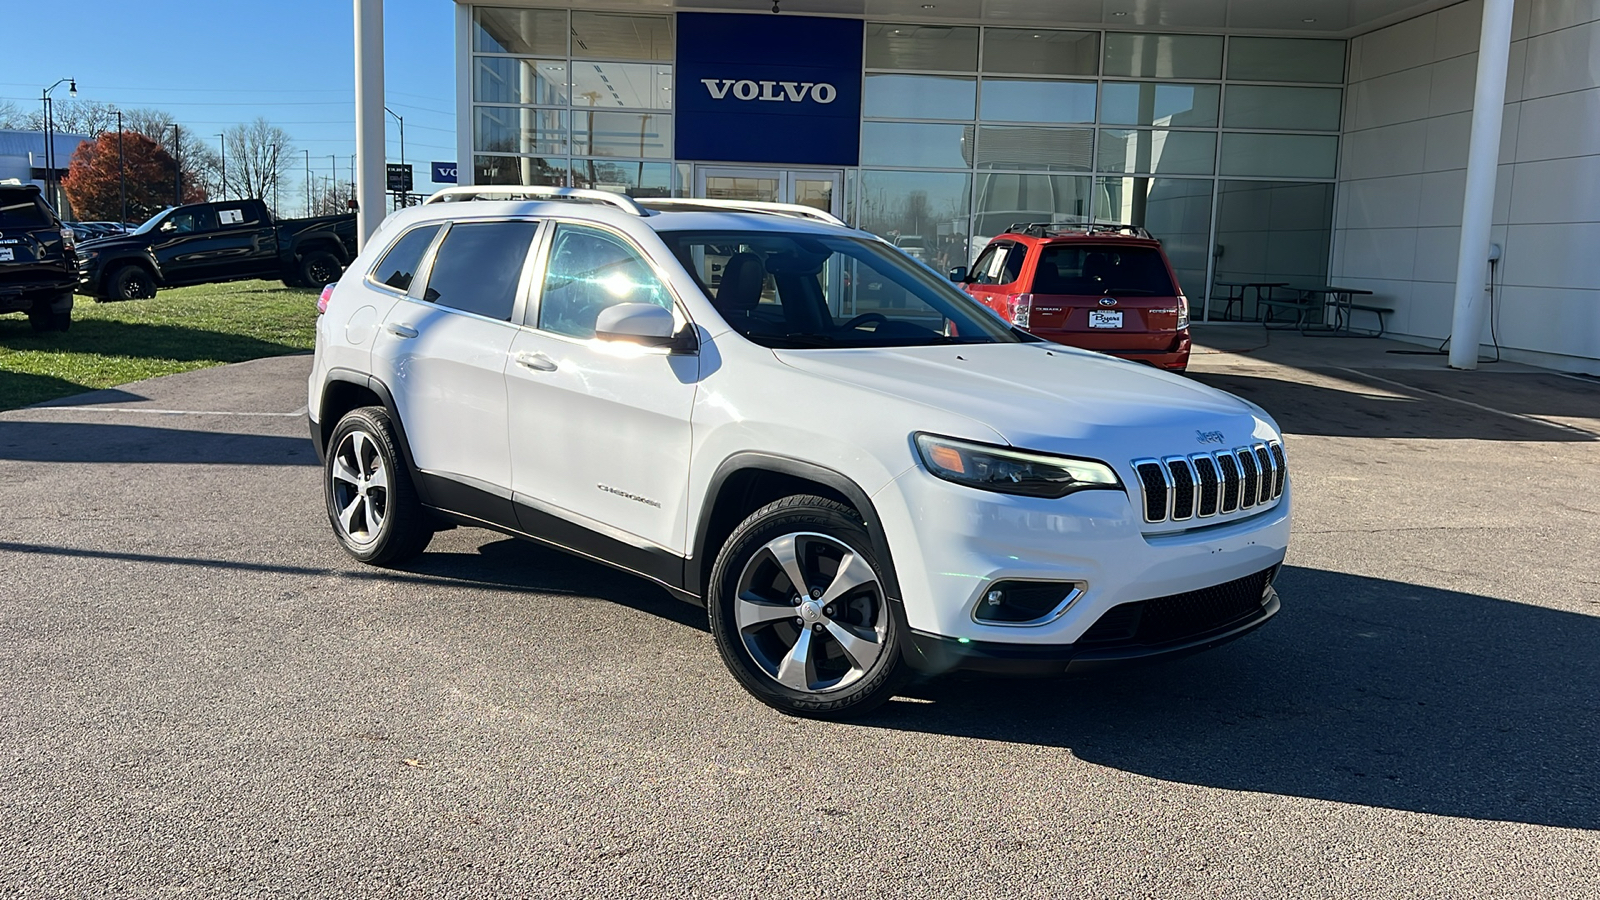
[1223,85,1342,131]
[865,23,979,71]
[982,29,1099,77]
[858,170,972,273]
[539,225,674,339]
[475,107,568,155]
[1098,129,1216,175]
[675,162,693,198]
[570,61,673,111]
[1218,133,1338,179]
[571,111,672,159]
[1213,180,1335,319]
[974,126,1092,171]
[1092,177,1214,300]
[980,79,1096,123]
[864,74,976,119]
[473,7,566,56]
[1101,82,1219,127]
[862,122,971,168]
[571,160,674,197]
[704,174,781,203]
[1226,37,1345,84]
[570,11,673,61]
[474,58,568,107]
[974,174,1092,243]
[473,155,568,186]
[423,221,540,322]
[1102,33,1223,79]
[371,224,441,292]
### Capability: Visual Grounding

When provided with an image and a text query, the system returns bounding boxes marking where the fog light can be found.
[973,581,1084,625]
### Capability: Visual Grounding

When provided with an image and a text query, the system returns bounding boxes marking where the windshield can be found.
[1034,245,1176,297]
[132,208,175,235]
[658,230,1022,349]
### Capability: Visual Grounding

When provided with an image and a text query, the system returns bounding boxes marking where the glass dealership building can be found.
[442,0,1600,373]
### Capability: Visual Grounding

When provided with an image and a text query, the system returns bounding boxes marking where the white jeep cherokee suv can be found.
[308,187,1291,717]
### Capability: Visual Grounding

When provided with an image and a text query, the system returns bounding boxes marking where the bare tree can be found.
[223,118,294,202]
[307,178,354,217]
[0,100,29,130]
[12,99,123,137]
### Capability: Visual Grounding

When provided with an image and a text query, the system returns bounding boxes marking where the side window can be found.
[421,220,539,321]
[371,224,441,292]
[968,245,1001,284]
[537,225,672,339]
[163,207,217,235]
[1000,243,1028,284]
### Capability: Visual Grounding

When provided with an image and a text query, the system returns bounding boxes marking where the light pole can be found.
[304,150,312,216]
[168,124,182,207]
[40,77,76,212]
[117,110,126,223]
[384,106,404,208]
[217,133,227,200]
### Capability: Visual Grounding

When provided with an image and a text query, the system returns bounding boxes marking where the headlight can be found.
[914,433,1122,499]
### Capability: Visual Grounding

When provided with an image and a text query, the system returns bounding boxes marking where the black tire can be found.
[324,406,433,566]
[298,250,343,288]
[708,495,907,718]
[106,264,157,301]
[27,293,72,333]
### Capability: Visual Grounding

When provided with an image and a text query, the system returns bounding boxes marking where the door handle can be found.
[385,322,419,339]
[514,351,558,372]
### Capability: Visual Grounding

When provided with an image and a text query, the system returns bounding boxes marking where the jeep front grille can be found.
[1132,442,1285,524]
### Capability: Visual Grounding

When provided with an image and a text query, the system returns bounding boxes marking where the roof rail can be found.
[1006,221,1154,240]
[636,197,847,227]
[424,185,648,217]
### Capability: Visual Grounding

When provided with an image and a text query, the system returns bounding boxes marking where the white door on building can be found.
[694,166,843,220]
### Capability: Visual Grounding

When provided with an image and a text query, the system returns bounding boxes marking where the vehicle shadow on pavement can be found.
[0,421,319,465]
[1189,372,1600,442]
[869,565,1600,830]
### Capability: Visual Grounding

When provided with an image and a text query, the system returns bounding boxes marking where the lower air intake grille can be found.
[1134,442,1285,524]
[1077,568,1274,648]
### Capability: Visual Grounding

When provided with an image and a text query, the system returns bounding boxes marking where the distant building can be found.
[0,129,91,215]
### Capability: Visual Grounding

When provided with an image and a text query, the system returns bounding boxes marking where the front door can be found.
[695,166,843,220]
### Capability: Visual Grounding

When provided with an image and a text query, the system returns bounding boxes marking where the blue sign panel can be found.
[675,13,862,167]
[431,161,458,184]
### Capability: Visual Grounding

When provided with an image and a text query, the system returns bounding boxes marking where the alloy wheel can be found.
[329,429,389,543]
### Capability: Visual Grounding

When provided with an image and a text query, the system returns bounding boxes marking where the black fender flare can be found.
[689,452,902,602]
[97,251,164,291]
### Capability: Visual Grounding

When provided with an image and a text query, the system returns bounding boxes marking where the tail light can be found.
[1177,295,1189,329]
[317,284,336,314]
[60,226,75,250]
[1005,293,1032,328]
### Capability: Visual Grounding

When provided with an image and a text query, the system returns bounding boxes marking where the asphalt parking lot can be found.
[2,330,1598,898]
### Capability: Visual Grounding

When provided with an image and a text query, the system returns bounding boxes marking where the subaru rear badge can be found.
[1098,297,1117,307]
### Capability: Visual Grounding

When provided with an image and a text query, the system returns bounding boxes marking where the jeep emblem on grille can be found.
[1196,430,1225,445]
[1098,297,1117,307]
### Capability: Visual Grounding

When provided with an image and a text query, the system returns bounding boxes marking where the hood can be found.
[77,234,141,251]
[773,342,1279,458]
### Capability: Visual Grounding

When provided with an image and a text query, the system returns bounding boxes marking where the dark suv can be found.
[0,183,76,332]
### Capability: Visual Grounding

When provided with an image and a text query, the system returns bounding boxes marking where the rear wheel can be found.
[324,406,433,566]
[106,265,157,301]
[27,293,72,333]
[299,250,343,288]
[708,495,907,718]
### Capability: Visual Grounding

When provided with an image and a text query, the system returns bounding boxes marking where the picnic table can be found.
[1212,281,1289,321]
[1295,285,1391,336]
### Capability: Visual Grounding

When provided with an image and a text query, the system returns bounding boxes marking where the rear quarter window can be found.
[370,224,442,292]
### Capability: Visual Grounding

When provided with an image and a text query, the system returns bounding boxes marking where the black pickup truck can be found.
[75,198,357,300]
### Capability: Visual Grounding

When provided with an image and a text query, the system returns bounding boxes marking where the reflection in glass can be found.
[1218,134,1338,179]
[863,74,976,120]
[974,126,1092,171]
[474,58,568,106]
[1213,180,1335,319]
[571,160,673,198]
[704,175,781,203]
[475,107,568,155]
[975,174,1092,243]
[474,7,567,55]
[1100,82,1219,127]
[570,61,674,111]
[1222,86,1342,131]
[571,111,672,159]
[570,11,673,61]
[979,79,1096,123]
[862,122,970,168]
[1093,177,1212,301]
[1226,37,1345,84]
[1102,33,1224,79]
[981,29,1099,77]
[858,170,972,274]
[1097,130,1216,175]
[865,23,980,71]
[474,155,568,187]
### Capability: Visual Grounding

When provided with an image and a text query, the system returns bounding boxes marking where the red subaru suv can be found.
[952,223,1191,371]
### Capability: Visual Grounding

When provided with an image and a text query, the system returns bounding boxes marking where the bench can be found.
[1258,297,1318,329]
[1346,303,1393,336]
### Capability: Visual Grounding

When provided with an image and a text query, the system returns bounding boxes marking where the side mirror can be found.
[594,302,696,353]
[947,266,969,283]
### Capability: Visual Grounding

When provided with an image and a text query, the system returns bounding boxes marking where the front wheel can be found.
[708,495,907,718]
[324,406,433,566]
[298,250,343,288]
[106,265,157,301]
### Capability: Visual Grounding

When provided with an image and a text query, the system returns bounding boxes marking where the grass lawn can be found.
[0,280,318,411]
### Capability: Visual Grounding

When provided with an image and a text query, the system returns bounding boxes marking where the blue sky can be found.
[0,0,457,200]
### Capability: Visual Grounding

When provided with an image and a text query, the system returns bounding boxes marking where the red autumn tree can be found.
[61,131,207,224]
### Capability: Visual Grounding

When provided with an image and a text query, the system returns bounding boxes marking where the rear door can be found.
[1024,242,1182,350]
[192,202,278,281]
[962,240,1030,324]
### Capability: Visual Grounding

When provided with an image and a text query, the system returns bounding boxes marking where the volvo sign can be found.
[675,13,862,167]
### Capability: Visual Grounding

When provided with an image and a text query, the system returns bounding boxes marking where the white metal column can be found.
[354,0,387,249]
[1447,0,1516,370]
